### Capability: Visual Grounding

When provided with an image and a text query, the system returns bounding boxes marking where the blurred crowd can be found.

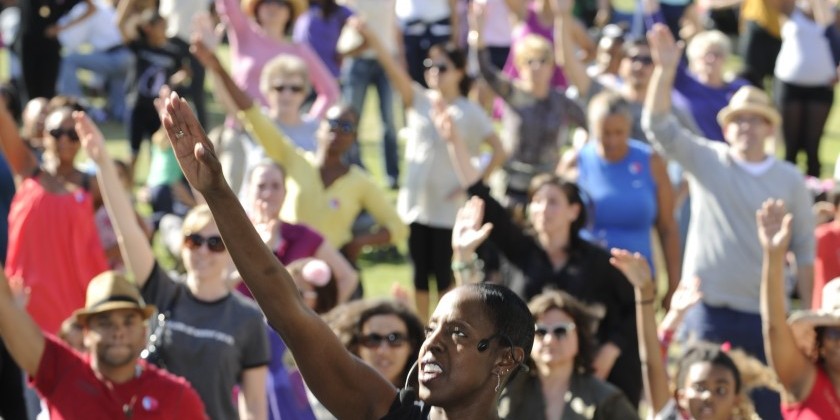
[0,0,839,419]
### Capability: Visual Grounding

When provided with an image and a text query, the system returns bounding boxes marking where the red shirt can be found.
[32,335,207,420]
[782,368,840,419]
[814,222,840,309]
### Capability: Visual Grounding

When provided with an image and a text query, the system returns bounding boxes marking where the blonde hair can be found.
[259,54,311,97]
[687,30,731,63]
[513,34,554,70]
[181,205,215,236]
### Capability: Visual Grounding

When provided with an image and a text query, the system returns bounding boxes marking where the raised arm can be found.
[46,0,96,39]
[75,112,156,286]
[469,2,515,99]
[350,18,415,107]
[645,24,679,118]
[116,0,139,42]
[504,0,527,22]
[553,0,592,97]
[0,97,37,178]
[191,39,254,112]
[159,92,398,420]
[451,196,494,285]
[610,249,671,413]
[651,152,681,309]
[0,268,45,377]
[757,199,816,402]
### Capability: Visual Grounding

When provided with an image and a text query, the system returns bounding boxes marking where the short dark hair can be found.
[468,283,535,369]
[429,42,473,97]
[676,342,742,394]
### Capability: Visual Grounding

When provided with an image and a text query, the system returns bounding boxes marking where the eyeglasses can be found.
[535,323,576,339]
[327,119,356,134]
[49,127,80,142]
[423,59,449,73]
[629,55,654,66]
[272,84,305,94]
[359,332,408,348]
[183,234,226,253]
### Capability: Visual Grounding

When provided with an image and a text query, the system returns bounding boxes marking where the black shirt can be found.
[126,39,189,105]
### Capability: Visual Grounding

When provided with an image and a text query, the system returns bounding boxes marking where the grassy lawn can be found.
[12,48,838,301]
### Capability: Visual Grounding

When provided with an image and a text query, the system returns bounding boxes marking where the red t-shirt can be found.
[782,368,840,419]
[32,335,207,420]
[814,222,840,309]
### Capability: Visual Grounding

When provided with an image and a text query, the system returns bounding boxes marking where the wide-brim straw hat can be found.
[716,85,781,128]
[787,278,840,357]
[243,0,305,22]
[73,271,156,325]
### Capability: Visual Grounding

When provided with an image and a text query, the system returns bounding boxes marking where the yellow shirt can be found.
[238,106,407,249]
[741,0,781,38]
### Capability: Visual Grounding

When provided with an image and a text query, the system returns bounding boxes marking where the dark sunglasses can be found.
[327,119,356,134]
[535,323,576,339]
[359,332,407,349]
[49,127,80,142]
[629,55,654,66]
[272,84,305,94]
[423,59,449,73]
[183,234,226,253]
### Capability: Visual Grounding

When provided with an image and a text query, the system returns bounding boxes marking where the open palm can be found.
[452,196,493,256]
[159,92,224,193]
[756,199,793,254]
[74,111,106,162]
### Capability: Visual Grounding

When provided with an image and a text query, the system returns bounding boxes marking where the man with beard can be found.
[0,269,207,419]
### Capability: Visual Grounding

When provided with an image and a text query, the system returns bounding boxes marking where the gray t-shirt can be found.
[277,117,320,153]
[141,264,270,420]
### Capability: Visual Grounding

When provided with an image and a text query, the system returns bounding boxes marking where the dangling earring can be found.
[494,371,502,392]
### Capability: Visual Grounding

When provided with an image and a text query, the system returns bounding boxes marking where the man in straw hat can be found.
[643,24,815,419]
[0,269,207,419]
[758,199,840,417]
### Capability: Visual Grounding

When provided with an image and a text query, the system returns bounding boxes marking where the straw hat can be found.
[243,0,305,22]
[72,271,156,325]
[716,85,781,127]
[789,278,840,328]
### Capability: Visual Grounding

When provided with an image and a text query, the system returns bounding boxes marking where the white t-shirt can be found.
[345,0,399,57]
[58,0,122,52]
[774,10,836,86]
[395,0,450,24]
[159,0,213,40]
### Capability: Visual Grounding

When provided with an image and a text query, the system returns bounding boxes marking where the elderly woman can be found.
[759,200,840,418]
[499,291,638,419]
[0,99,107,335]
[77,113,270,420]
[558,91,681,307]
[468,3,586,209]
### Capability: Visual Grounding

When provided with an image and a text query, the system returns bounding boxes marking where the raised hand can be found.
[190,37,222,72]
[646,23,682,71]
[610,248,654,292]
[467,1,487,33]
[756,199,793,254]
[669,276,703,314]
[452,196,494,258]
[550,0,574,16]
[160,92,225,194]
[74,111,106,163]
[345,16,372,42]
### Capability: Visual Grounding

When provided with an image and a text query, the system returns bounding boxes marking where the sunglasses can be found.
[629,55,654,66]
[359,332,408,349]
[183,234,226,253]
[526,57,549,67]
[423,59,449,73]
[535,323,576,339]
[272,84,305,94]
[49,127,80,142]
[327,119,356,134]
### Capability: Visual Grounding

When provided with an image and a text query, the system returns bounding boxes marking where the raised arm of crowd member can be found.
[115,0,139,42]
[0,96,38,178]
[0,267,46,378]
[468,3,514,100]
[158,92,400,420]
[553,0,592,97]
[75,112,156,285]
[757,200,817,402]
[451,197,495,286]
[610,249,670,413]
[349,17,415,108]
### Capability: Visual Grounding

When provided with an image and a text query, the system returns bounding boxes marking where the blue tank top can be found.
[577,139,657,266]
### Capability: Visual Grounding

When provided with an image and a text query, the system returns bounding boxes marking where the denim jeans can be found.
[342,57,400,183]
[57,47,133,121]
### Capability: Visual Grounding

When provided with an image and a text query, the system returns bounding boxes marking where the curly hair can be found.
[527,290,603,375]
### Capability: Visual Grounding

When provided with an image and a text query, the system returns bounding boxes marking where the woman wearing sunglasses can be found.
[351,16,506,322]
[75,113,270,420]
[499,290,637,419]
[194,41,406,271]
[0,99,108,336]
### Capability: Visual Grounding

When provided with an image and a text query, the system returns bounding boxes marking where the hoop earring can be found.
[494,371,502,392]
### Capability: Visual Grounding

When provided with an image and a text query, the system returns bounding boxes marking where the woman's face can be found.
[528,184,580,236]
[418,288,501,407]
[531,309,577,370]
[517,49,553,86]
[689,43,726,82]
[256,0,291,30]
[358,314,413,386]
[182,222,231,280]
[678,361,740,420]
[819,327,840,373]
[317,107,357,156]
[592,112,631,162]
[424,48,463,93]
[266,74,307,115]
[250,165,286,218]
[43,111,80,164]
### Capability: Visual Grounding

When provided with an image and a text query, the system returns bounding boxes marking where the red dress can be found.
[782,368,840,419]
[5,176,107,333]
